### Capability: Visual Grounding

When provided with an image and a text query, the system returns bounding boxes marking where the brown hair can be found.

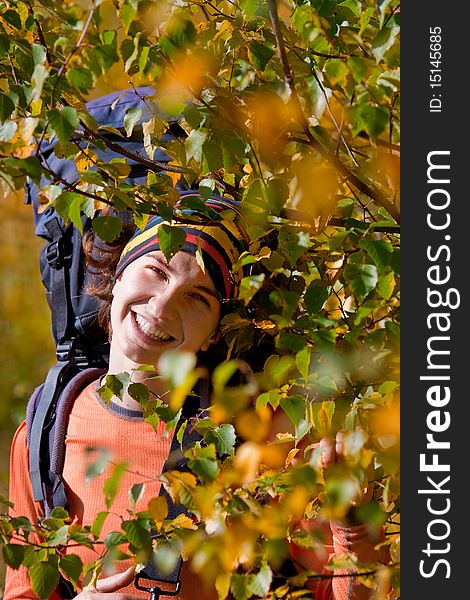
[82,222,135,333]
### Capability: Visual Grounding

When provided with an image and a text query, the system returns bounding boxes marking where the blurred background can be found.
[0,194,55,488]
[0,195,55,592]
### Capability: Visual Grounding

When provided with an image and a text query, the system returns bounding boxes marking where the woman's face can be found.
[109,250,221,372]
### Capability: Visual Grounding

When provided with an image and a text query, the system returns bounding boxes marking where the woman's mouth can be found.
[134,313,175,342]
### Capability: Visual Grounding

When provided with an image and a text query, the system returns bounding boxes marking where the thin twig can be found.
[26,1,53,64]
[77,126,194,175]
[51,3,96,104]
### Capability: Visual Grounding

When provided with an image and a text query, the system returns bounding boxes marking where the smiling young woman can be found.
[108,250,222,408]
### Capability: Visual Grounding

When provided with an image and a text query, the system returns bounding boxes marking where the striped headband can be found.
[115,193,248,301]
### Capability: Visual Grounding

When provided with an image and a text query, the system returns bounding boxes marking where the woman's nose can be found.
[147,290,178,321]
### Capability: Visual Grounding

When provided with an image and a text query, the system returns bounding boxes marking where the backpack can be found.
[24,87,199,596]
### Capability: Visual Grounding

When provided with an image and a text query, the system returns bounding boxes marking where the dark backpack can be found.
[24,87,198,596]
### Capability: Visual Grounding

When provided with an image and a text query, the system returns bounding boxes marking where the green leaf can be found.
[128,382,149,404]
[50,508,69,521]
[0,33,10,54]
[2,544,26,569]
[59,554,83,589]
[280,395,308,438]
[0,93,15,122]
[121,519,152,552]
[92,215,123,242]
[187,445,219,481]
[372,26,400,63]
[187,456,219,481]
[203,140,224,171]
[249,563,273,597]
[325,59,349,86]
[123,107,142,137]
[377,269,396,300]
[0,120,17,143]
[119,1,137,35]
[304,280,330,314]
[349,104,389,139]
[166,15,197,47]
[109,372,130,395]
[158,350,197,388]
[230,573,254,600]
[0,494,14,508]
[238,273,265,305]
[54,192,84,232]
[377,0,396,27]
[66,67,93,93]
[278,226,310,264]
[248,41,274,71]
[344,260,378,303]
[29,561,60,600]
[185,128,208,163]
[129,483,146,508]
[48,107,79,142]
[176,420,188,446]
[47,525,69,546]
[103,462,128,510]
[91,511,108,538]
[204,424,236,455]
[30,64,49,105]
[347,57,371,83]
[296,346,311,381]
[262,354,296,388]
[266,178,289,215]
[105,531,128,549]
[85,448,111,483]
[360,239,393,271]
[54,141,79,159]
[157,224,187,261]
[3,9,21,29]
[32,43,47,65]
[256,389,283,410]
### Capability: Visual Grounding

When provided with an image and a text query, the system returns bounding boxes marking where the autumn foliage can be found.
[0,1,400,598]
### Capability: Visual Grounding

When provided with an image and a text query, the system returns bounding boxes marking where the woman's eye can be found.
[190,293,210,308]
[147,266,168,280]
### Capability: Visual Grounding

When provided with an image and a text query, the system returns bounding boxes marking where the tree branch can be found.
[266,0,400,223]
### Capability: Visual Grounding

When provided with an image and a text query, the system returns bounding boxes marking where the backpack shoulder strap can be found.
[26,365,105,517]
[136,378,211,589]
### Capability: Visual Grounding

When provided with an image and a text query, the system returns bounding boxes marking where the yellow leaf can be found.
[234,442,262,485]
[171,514,197,530]
[235,409,270,443]
[283,486,309,522]
[30,98,42,117]
[75,148,98,172]
[213,20,233,43]
[215,572,231,600]
[148,496,168,527]
[162,471,197,502]
[285,447,300,468]
[255,319,276,331]
[166,165,182,187]
[18,117,38,143]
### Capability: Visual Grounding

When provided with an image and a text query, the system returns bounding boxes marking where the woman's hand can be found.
[75,566,142,600]
[318,431,374,507]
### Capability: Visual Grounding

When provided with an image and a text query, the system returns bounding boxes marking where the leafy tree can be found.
[0,0,400,598]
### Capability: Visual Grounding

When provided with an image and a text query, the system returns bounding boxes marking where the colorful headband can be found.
[115,192,248,301]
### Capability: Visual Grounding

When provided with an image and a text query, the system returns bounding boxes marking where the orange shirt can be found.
[5,380,216,600]
[5,379,385,599]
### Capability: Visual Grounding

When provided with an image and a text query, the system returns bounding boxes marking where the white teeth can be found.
[135,314,173,341]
